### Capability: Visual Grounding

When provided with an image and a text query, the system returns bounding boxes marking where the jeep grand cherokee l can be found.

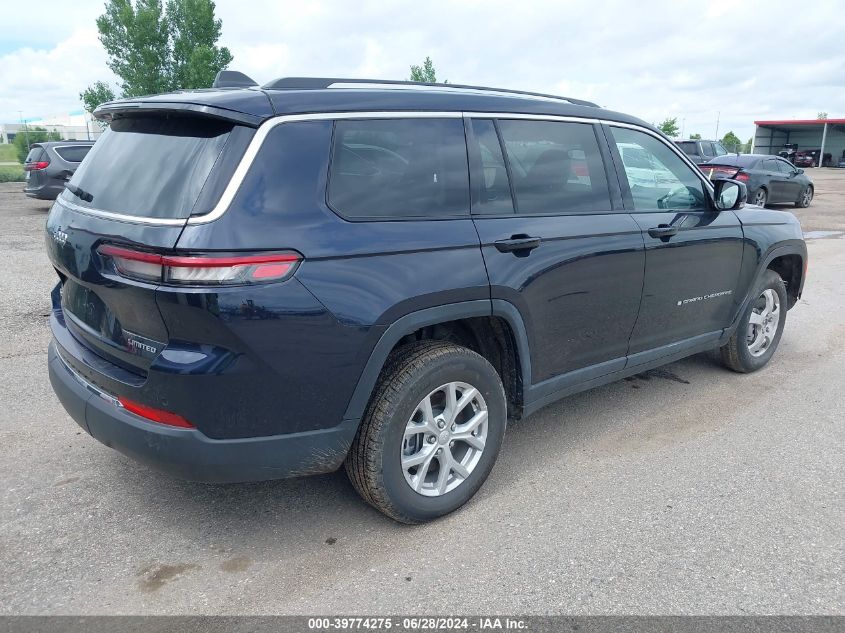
[46,75,807,523]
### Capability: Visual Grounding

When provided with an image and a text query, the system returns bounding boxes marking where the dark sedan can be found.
[701,154,813,208]
[24,141,95,200]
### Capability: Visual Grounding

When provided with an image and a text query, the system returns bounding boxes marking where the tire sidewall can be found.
[754,188,768,207]
[733,271,788,371]
[378,351,506,522]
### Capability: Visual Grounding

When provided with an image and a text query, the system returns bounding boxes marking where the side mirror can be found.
[713,178,746,211]
[797,168,804,174]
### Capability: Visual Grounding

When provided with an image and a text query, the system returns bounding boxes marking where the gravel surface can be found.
[0,174,842,615]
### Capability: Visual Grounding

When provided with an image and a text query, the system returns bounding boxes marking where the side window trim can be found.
[493,119,520,214]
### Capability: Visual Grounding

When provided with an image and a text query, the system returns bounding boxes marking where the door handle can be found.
[494,235,542,254]
[647,225,679,240]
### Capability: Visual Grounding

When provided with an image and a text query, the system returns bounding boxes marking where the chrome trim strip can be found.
[55,109,713,227]
[55,194,187,226]
[55,346,123,408]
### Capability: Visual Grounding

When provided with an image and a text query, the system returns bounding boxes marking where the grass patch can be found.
[0,144,19,163]
[0,165,25,182]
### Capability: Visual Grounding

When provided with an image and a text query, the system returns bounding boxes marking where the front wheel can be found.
[718,270,788,373]
[795,185,813,208]
[345,341,507,523]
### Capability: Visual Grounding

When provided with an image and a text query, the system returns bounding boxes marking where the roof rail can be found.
[261,77,598,107]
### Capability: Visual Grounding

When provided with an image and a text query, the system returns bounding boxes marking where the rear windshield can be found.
[64,116,232,219]
[676,141,698,156]
[25,147,46,163]
[705,154,759,168]
[54,145,92,162]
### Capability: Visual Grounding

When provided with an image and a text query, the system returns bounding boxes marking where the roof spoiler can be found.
[212,70,259,89]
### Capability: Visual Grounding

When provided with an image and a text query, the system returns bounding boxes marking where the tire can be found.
[718,270,788,373]
[795,185,813,208]
[345,341,507,524]
[752,187,768,207]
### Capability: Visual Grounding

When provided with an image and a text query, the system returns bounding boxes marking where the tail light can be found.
[97,245,301,286]
[24,161,50,171]
[735,172,750,182]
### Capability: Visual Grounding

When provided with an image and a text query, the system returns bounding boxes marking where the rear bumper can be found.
[25,183,63,200]
[48,341,359,483]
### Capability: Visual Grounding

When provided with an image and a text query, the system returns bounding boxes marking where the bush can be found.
[0,144,18,162]
[12,127,61,162]
[0,165,25,182]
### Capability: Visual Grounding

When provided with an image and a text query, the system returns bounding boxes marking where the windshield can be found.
[64,116,232,219]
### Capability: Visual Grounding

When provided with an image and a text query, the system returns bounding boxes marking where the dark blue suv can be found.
[46,76,807,523]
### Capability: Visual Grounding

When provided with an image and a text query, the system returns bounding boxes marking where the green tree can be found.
[817,111,828,120]
[82,0,232,111]
[658,117,679,137]
[13,126,61,162]
[167,0,232,90]
[689,133,701,140]
[79,81,116,122]
[745,137,753,153]
[410,56,442,83]
[721,131,742,153]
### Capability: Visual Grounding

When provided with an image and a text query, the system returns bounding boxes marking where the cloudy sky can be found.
[1,0,843,140]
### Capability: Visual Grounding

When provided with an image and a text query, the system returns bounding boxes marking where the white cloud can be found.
[2,0,844,141]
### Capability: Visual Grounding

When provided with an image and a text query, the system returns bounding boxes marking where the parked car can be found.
[45,75,807,523]
[778,143,798,163]
[838,152,845,168]
[794,151,816,168]
[24,141,95,200]
[701,154,814,208]
[674,139,730,164]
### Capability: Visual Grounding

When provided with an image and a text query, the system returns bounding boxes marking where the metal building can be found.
[752,118,845,166]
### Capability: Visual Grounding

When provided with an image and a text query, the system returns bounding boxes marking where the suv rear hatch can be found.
[47,112,256,377]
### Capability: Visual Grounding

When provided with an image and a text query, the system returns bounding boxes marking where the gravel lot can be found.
[0,170,843,615]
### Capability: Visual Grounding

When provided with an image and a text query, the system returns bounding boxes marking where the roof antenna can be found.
[212,70,258,89]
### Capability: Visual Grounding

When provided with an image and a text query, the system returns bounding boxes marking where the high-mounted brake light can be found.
[24,161,50,171]
[97,245,301,285]
[118,397,195,429]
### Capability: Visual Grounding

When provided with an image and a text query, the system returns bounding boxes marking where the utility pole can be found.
[18,111,30,150]
[681,117,685,139]
[714,111,720,140]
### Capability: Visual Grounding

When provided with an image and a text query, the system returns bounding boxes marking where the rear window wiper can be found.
[65,184,94,203]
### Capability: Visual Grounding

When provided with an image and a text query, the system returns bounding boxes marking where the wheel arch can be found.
[343,300,532,424]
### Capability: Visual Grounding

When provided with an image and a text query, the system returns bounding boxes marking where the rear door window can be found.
[677,141,698,156]
[54,145,92,162]
[65,116,233,219]
[328,118,470,219]
[496,119,610,214]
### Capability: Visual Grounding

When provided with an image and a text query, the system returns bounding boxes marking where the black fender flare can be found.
[724,240,807,339]
[342,299,532,423]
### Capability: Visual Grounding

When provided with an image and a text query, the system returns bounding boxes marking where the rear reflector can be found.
[24,161,50,171]
[97,245,301,286]
[118,397,195,429]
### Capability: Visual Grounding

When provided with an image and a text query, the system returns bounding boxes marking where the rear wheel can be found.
[753,187,768,207]
[718,270,787,373]
[346,341,507,523]
[795,185,813,208]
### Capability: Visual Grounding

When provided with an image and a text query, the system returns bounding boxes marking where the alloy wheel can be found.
[746,289,780,357]
[401,381,488,497]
